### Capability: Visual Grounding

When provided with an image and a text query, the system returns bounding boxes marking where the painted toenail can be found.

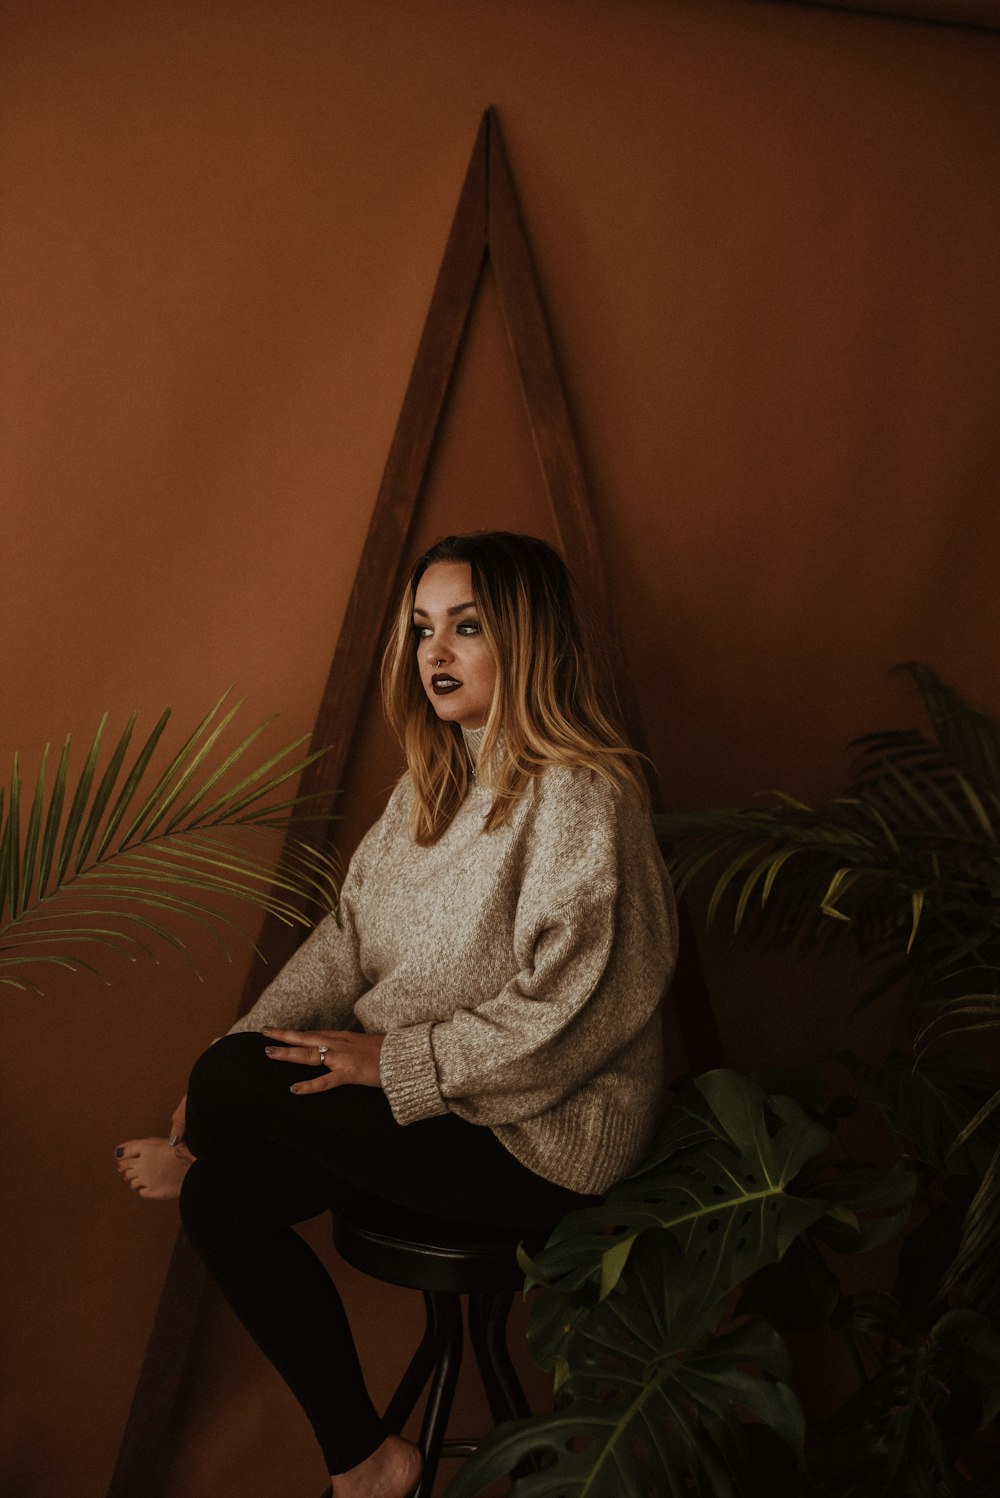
[115,1147,124,1157]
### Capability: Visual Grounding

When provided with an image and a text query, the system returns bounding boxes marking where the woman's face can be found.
[412,561,497,729]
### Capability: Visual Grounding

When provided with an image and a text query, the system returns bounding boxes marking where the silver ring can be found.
[317,1045,329,1065]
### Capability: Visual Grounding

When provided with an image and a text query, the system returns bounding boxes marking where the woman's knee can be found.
[185,1031,272,1153]
[188,1029,263,1092]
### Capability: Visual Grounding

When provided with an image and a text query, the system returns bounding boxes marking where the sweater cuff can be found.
[380,1023,448,1126]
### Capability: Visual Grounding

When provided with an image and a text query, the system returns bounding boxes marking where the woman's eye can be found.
[412,620,479,640]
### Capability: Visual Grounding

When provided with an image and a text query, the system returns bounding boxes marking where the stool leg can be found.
[414,1293,463,1498]
[383,1291,440,1433]
[468,1292,531,1424]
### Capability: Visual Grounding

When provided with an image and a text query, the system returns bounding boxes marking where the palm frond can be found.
[656,664,1000,1018]
[944,1142,1000,1321]
[0,698,339,985]
[892,662,1000,790]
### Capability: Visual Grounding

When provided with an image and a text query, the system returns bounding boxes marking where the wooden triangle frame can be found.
[107,108,720,1496]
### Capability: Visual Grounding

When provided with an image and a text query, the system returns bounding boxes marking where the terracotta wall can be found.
[3,1,999,1494]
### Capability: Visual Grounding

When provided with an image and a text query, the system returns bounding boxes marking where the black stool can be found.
[332,1196,535,1497]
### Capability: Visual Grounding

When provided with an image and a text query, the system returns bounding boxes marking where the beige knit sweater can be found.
[232,730,678,1195]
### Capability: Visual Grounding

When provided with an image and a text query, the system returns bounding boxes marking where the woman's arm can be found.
[228,904,367,1036]
[377,769,676,1128]
[227,794,398,1035]
[230,780,415,1035]
[381,880,675,1128]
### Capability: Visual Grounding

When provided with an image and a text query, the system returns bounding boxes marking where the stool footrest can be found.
[441,1438,480,1457]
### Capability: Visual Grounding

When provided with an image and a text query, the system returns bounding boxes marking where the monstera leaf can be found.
[0,694,337,989]
[522,1070,844,1340]
[447,1233,804,1498]
[449,1073,862,1497]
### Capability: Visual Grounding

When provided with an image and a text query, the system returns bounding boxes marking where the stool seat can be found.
[333,1196,532,1295]
[331,1195,538,1498]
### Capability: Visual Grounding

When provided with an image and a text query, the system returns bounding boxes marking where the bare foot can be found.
[331,1434,422,1498]
[115,1138,189,1200]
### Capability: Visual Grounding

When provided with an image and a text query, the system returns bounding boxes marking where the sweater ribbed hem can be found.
[379,1023,448,1125]
[487,1100,658,1197]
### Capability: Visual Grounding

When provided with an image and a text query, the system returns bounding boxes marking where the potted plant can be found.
[0,690,337,987]
[448,664,1000,1497]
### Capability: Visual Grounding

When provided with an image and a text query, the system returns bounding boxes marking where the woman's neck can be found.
[461,725,487,780]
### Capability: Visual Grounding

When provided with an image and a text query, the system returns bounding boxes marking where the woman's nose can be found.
[426,639,452,665]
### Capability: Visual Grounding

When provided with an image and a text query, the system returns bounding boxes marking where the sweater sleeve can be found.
[228,815,380,1035]
[379,775,676,1127]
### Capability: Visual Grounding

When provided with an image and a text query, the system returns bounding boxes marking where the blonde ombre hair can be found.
[381,532,647,845]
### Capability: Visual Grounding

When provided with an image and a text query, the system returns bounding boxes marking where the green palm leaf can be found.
[92,711,171,860]
[859,1048,1000,1182]
[656,664,1000,1014]
[892,662,1000,789]
[55,716,106,887]
[943,1141,1000,1321]
[0,697,338,986]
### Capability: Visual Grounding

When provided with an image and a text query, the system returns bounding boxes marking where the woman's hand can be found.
[262,1029,385,1094]
[169,1094,195,1163]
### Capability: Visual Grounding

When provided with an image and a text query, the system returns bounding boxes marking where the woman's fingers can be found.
[288,1073,339,1096]
[263,1033,340,1082]
[169,1094,187,1146]
[262,1029,385,1091]
[264,1044,326,1065]
[261,1027,339,1047]
[261,1029,359,1068]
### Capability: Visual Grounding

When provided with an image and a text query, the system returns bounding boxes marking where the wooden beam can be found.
[780,0,1000,32]
[485,110,639,760]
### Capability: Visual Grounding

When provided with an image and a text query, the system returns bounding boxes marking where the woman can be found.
[116,532,677,1498]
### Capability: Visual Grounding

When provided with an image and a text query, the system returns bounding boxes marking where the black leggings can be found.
[179,1031,593,1475]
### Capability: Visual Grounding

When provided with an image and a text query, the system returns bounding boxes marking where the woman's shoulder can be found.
[521,761,652,875]
[530,759,645,824]
[527,762,675,932]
